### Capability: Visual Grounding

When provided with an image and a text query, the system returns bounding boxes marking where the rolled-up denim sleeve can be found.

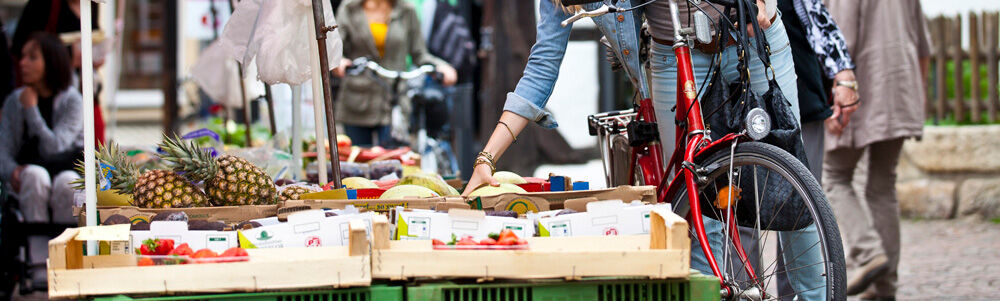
[502,0,573,129]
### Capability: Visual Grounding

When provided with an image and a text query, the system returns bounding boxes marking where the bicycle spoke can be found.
[774,284,827,300]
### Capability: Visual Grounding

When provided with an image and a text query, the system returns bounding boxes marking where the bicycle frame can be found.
[569,0,769,296]
[633,0,759,294]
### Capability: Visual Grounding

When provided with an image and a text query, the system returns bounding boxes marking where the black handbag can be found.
[696,0,813,231]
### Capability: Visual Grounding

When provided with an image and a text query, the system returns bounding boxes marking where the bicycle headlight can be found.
[745,108,771,141]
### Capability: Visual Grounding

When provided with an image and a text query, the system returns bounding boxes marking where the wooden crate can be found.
[47,220,372,299]
[370,208,690,281]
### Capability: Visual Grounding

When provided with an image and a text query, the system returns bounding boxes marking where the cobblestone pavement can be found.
[890,219,1000,301]
[11,219,999,300]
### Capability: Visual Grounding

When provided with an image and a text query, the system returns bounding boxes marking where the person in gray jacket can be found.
[0,32,82,287]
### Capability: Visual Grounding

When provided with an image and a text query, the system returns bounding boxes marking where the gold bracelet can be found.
[474,156,496,174]
[477,151,495,165]
[498,121,517,142]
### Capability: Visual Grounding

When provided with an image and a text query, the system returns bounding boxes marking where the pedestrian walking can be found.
[823,0,933,299]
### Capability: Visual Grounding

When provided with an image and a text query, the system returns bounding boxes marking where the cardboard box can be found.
[395,208,535,241]
[130,221,239,253]
[466,185,657,214]
[537,200,671,237]
[238,210,374,249]
[281,197,469,213]
[78,205,279,227]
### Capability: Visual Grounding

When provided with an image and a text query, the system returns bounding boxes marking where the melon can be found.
[467,183,528,198]
[493,171,527,184]
[398,173,457,196]
[379,184,440,199]
[343,177,378,189]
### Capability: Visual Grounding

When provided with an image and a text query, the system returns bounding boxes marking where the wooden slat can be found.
[970,12,982,123]
[348,219,369,256]
[935,16,949,122]
[372,215,391,250]
[649,208,689,251]
[372,238,689,280]
[47,228,81,271]
[49,252,370,299]
[371,210,691,281]
[952,14,965,123]
[987,12,1000,122]
[49,244,371,299]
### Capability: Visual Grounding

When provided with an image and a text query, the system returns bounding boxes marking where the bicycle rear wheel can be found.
[672,142,846,300]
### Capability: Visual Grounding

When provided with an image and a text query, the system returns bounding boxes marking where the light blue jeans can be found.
[650,17,826,300]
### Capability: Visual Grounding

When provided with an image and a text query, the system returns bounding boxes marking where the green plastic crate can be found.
[91,285,403,301]
[406,273,719,301]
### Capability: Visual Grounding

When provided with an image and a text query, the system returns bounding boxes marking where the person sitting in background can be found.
[333,0,457,147]
[0,32,83,288]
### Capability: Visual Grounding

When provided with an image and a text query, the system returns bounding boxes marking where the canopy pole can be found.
[81,0,97,255]
[307,10,328,185]
[309,0,342,189]
[291,85,304,180]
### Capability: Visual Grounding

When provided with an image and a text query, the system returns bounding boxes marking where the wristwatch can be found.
[835,80,858,91]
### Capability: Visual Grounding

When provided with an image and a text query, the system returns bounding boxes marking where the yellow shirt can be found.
[369,22,388,58]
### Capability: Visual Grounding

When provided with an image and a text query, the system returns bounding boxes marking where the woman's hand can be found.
[334,58,353,77]
[19,87,37,108]
[832,70,859,126]
[825,105,844,136]
[436,64,458,86]
[747,0,773,37]
[462,163,499,197]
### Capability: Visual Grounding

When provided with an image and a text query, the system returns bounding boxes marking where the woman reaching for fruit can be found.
[0,32,83,287]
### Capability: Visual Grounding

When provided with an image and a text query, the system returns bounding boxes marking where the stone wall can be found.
[896,125,1000,220]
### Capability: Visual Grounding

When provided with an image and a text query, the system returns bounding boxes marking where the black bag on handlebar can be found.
[697,0,813,231]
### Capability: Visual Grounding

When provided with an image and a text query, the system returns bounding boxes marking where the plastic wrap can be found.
[219,0,343,85]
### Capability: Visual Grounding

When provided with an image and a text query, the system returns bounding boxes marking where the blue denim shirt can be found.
[503,0,647,128]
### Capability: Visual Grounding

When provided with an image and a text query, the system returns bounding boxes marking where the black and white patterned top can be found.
[792,0,855,78]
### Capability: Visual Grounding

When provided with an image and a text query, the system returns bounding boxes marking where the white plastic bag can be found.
[190,40,243,108]
[219,0,342,85]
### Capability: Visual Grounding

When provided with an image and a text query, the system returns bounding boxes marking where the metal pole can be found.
[81,0,97,254]
[307,10,328,185]
[291,85,304,180]
[264,84,277,135]
[163,0,179,135]
[238,64,252,147]
[309,0,342,188]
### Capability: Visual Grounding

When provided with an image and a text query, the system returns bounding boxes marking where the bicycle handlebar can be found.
[346,57,437,80]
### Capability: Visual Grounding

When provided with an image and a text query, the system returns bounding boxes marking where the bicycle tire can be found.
[671,141,846,300]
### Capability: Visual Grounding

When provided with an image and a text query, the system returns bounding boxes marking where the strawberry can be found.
[457,236,477,246]
[432,239,445,246]
[497,237,518,246]
[221,247,249,257]
[168,243,194,256]
[137,257,155,266]
[138,244,154,256]
[155,239,175,255]
[192,249,218,259]
[498,229,517,241]
[479,238,497,245]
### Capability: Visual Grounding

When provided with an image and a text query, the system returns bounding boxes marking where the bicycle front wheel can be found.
[672,141,846,300]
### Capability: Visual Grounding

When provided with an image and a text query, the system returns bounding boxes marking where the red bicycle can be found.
[573,0,846,300]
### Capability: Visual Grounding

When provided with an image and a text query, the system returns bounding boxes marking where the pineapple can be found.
[73,142,209,208]
[277,184,322,202]
[158,135,277,206]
